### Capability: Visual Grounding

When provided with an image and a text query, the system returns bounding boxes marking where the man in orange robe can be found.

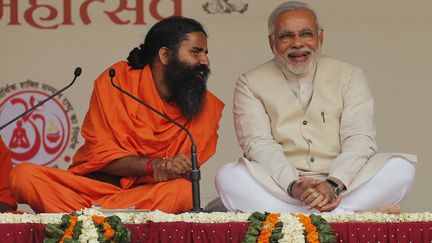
[9,17,224,214]
[0,137,17,212]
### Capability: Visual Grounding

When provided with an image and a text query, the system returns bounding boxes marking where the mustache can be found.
[286,47,314,56]
[163,59,209,119]
[193,64,211,80]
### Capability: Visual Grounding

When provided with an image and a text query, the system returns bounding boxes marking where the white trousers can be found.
[215,157,415,214]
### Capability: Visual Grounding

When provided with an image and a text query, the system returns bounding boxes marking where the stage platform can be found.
[0,220,431,242]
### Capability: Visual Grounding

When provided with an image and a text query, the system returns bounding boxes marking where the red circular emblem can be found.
[0,90,70,166]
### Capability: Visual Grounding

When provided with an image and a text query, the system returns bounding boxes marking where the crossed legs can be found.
[216,157,415,214]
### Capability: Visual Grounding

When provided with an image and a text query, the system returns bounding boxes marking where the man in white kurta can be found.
[216,1,416,214]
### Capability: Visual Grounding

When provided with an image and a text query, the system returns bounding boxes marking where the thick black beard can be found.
[163,58,210,119]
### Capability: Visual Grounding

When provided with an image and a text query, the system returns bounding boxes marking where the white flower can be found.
[320,212,432,223]
[181,212,249,223]
[77,215,99,243]
[279,214,305,243]
[0,213,41,223]
[3,208,432,243]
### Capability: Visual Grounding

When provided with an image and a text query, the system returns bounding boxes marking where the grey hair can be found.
[268,1,323,35]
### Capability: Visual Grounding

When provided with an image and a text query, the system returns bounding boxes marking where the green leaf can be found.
[270,231,284,240]
[43,239,58,243]
[242,234,258,243]
[310,214,336,243]
[64,238,80,243]
[60,214,71,227]
[319,234,337,243]
[249,211,268,222]
[72,220,83,240]
[45,223,65,239]
[247,221,263,236]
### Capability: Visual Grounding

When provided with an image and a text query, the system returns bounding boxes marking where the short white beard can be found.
[273,44,321,76]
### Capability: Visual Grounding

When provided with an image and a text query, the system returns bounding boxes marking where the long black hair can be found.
[127,16,207,69]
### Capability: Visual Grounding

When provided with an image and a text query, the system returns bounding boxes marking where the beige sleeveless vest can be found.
[244,56,352,173]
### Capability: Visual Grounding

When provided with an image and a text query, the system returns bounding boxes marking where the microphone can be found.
[109,68,203,212]
[0,67,82,131]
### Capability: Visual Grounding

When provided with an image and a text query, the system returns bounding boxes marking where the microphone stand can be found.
[109,68,203,212]
[0,67,82,131]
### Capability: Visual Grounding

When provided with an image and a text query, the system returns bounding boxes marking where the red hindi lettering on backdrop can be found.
[0,0,19,24]
[0,0,182,29]
[103,0,145,25]
[24,0,59,29]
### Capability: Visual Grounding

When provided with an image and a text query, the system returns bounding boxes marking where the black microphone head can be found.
[74,67,82,77]
[109,68,116,78]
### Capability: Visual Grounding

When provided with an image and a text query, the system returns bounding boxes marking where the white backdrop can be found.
[1,0,431,212]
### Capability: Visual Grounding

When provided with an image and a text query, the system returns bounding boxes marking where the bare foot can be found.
[357,204,401,214]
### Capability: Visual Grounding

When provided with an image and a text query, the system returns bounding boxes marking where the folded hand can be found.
[152,154,192,182]
[293,178,341,211]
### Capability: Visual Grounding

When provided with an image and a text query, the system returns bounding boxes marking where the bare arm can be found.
[100,154,192,182]
[100,156,148,177]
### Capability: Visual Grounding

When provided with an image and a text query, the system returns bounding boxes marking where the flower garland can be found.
[310,214,336,243]
[279,214,305,243]
[77,214,99,242]
[1,209,432,243]
[292,214,336,243]
[242,212,284,243]
[257,213,281,243]
[43,210,130,243]
[92,215,114,241]
[91,214,130,243]
[61,215,79,242]
[293,214,319,243]
[3,210,432,224]
[44,212,83,243]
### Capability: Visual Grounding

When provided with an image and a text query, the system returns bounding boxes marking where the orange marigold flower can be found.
[257,229,271,242]
[304,222,317,233]
[307,231,319,243]
[92,215,105,224]
[104,228,115,239]
[60,216,78,243]
[257,213,280,243]
[293,214,320,243]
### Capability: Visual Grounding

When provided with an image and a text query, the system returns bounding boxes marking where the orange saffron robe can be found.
[9,62,224,213]
[0,137,17,210]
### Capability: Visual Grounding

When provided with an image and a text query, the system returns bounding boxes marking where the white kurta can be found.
[228,56,416,205]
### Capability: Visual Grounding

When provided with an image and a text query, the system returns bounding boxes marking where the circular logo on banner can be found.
[0,80,80,168]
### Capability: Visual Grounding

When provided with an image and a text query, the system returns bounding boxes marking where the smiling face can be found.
[269,8,323,75]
